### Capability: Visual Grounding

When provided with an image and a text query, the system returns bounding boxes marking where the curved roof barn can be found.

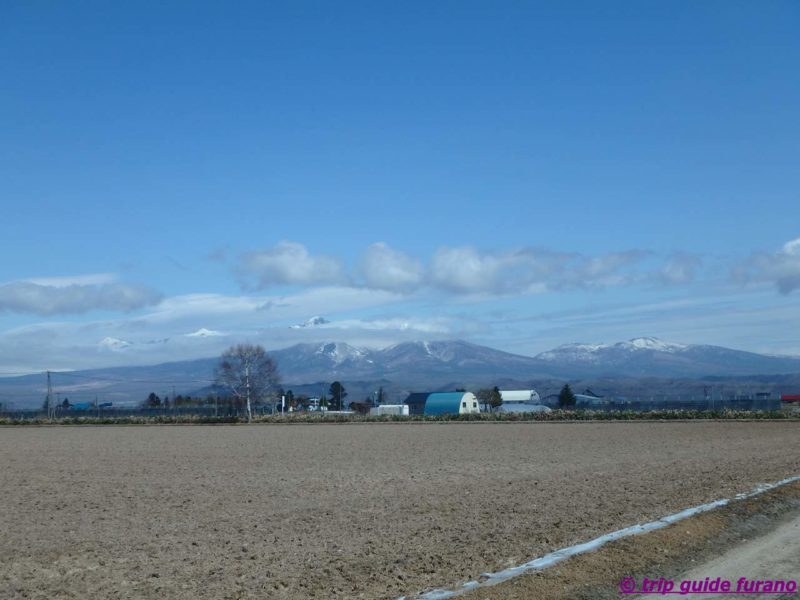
[425,392,480,415]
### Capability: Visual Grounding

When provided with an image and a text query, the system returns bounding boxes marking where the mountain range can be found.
[2,337,799,409]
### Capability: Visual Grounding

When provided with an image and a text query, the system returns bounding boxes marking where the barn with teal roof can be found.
[403,391,480,416]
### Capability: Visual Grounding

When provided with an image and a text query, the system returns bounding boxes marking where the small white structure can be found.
[306,398,332,412]
[498,403,552,414]
[369,404,410,416]
[498,389,550,413]
[500,389,541,404]
[575,394,607,408]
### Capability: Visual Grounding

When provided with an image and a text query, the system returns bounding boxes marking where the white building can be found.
[497,389,551,413]
[369,404,410,416]
[499,389,541,404]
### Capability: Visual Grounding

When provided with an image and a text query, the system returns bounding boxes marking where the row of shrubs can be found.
[0,414,242,426]
[254,409,797,423]
[1,409,797,426]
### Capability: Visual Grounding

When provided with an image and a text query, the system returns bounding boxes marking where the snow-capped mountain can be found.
[313,342,367,365]
[290,316,330,329]
[4,338,800,408]
[267,340,543,382]
[378,340,537,375]
[535,337,800,377]
[267,342,374,380]
[619,337,687,352]
[537,337,686,362]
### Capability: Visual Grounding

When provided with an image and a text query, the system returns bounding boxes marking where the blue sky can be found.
[1,1,799,372]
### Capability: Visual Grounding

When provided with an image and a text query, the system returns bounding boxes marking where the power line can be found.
[0,371,43,376]
[51,371,217,385]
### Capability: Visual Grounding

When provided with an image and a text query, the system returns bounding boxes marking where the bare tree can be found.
[215,344,280,422]
[475,387,503,412]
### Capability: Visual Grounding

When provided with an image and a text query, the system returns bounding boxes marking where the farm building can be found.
[781,394,800,413]
[369,404,410,416]
[497,389,550,414]
[69,402,95,410]
[404,393,431,415]
[575,394,607,407]
[403,392,481,416]
[499,389,541,404]
[498,403,552,414]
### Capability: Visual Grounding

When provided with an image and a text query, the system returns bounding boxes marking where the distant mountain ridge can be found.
[2,337,799,408]
[268,340,541,382]
[269,336,800,381]
[534,336,800,377]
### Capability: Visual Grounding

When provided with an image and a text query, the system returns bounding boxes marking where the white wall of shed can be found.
[500,390,540,403]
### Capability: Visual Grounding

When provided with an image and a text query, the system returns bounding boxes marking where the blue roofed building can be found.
[403,392,480,416]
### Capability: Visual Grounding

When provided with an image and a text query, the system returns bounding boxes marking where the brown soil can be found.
[1,422,799,599]
[461,481,800,600]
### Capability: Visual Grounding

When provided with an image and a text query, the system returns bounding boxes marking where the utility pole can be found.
[46,370,53,419]
[245,365,252,423]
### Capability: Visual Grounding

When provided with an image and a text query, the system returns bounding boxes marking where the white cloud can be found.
[427,246,647,294]
[428,246,513,293]
[783,238,800,256]
[0,280,162,315]
[98,337,133,351]
[331,316,453,333]
[238,242,345,288]
[657,253,702,284]
[123,288,402,337]
[25,273,118,287]
[233,241,692,297]
[360,242,424,292]
[733,236,800,294]
[0,285,405,369]
[145,294,265,323]
[0,303,455,372]
[185,328,224,337]
[556,250,649,289]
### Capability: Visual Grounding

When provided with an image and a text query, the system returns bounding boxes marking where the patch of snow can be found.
[620,337,686,352]
[537,338,688,361]
[315,342,365,365]
[291,316,330,329]
[536,342,608,362]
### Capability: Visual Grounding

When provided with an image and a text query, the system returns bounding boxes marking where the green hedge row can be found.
[1,409,797,426]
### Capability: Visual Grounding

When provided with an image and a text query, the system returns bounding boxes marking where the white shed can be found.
[499,389,541,404]
[369,404,410,416]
